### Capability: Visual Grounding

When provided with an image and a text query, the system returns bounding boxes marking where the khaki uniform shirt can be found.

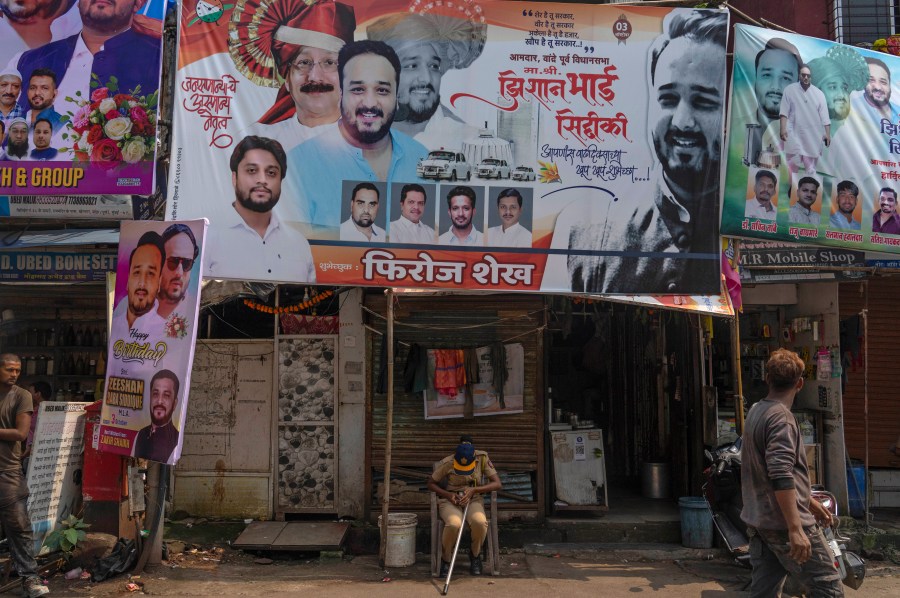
[431,450,497,504]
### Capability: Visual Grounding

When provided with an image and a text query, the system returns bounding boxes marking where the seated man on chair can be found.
[427,434,502,576]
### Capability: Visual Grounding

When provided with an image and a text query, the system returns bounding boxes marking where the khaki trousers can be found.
[438,499,488,558]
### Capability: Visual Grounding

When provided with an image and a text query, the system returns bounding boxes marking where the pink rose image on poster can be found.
[91,87,109,102]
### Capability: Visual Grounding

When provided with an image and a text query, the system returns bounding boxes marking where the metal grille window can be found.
[829,0,899,46]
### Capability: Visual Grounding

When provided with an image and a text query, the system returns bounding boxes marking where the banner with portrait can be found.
[722,25,900,254]
[168,1,729,294]
[96,219,208,465]
[0,0,165,195]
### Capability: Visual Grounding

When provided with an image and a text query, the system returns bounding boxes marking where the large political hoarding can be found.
[168,1,729,294]
[0,1,165,195]
[722,25,900,254]
[97,219,207,465]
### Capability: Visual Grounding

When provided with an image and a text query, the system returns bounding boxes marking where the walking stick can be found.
[442,492,470,596]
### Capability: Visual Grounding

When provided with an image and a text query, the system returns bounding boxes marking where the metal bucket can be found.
[642,462,671,499]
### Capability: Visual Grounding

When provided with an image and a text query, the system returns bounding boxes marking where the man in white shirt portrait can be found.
[389,183,435,244]
[340,182,385,242]
[745,169,778,221]
[438,185,483,246]
[205,135,316,282]
[486,188,532,248]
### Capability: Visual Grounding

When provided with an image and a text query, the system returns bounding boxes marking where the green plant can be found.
[42,515,90,558]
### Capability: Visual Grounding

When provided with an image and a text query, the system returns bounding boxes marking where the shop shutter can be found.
[839,279,900,468]
[364,292,545,520]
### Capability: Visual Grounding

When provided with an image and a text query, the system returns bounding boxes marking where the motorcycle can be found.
[703,437,866,592]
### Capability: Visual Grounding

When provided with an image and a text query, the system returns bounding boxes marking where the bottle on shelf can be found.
[75,327,84,347]
[64,353,75,376]
[26,328,38,346]
[92,327,102,347]
[96,351,106,376]
[25,356,36,376]
[36,355,47,375]
[65,325,76,346]
[47,327,56,347]
[88,355,97,376]
[46,356,54,376]
[75,354,85,376]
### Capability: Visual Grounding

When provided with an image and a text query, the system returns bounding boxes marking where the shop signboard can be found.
[0,250,116,283]
[721,25,900,255]
[739,240,867,283]
[96,220,208,465]
[0,195,135,219]
[0,1,165,195]
[168,1,729,294]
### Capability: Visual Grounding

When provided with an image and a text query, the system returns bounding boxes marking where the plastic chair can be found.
[430,470,499,577]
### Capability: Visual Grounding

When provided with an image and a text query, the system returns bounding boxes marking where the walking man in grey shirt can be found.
[740,349,842,597]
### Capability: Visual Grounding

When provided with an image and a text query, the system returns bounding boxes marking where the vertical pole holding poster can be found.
[862,282,870,530]
[731,240,745,436]
[379,289,395,568]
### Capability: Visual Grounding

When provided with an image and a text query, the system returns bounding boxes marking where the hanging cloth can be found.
[434,349,466,397]
[489,343,508,409]
[403,343,428,393]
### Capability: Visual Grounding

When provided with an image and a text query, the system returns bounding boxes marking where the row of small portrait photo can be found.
[744,167,900,233]
[336,180,535,248]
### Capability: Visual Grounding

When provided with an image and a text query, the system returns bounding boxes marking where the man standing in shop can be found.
[427,435,501,577]
[741,349,842,597]
[157,223,199,320]
[0,354,50,597]
[132,369,180,463]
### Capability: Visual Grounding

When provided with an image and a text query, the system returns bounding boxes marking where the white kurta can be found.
[779,82,829,159]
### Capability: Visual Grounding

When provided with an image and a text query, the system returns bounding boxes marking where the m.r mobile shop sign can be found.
[0,251,116,283]
[739,241,866,283]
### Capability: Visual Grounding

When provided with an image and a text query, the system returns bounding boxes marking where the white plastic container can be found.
[378,512,417,567]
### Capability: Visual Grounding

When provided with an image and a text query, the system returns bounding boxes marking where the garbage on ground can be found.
[65,567,83,580]
[125,581,144,592]
[91,538,138,582]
